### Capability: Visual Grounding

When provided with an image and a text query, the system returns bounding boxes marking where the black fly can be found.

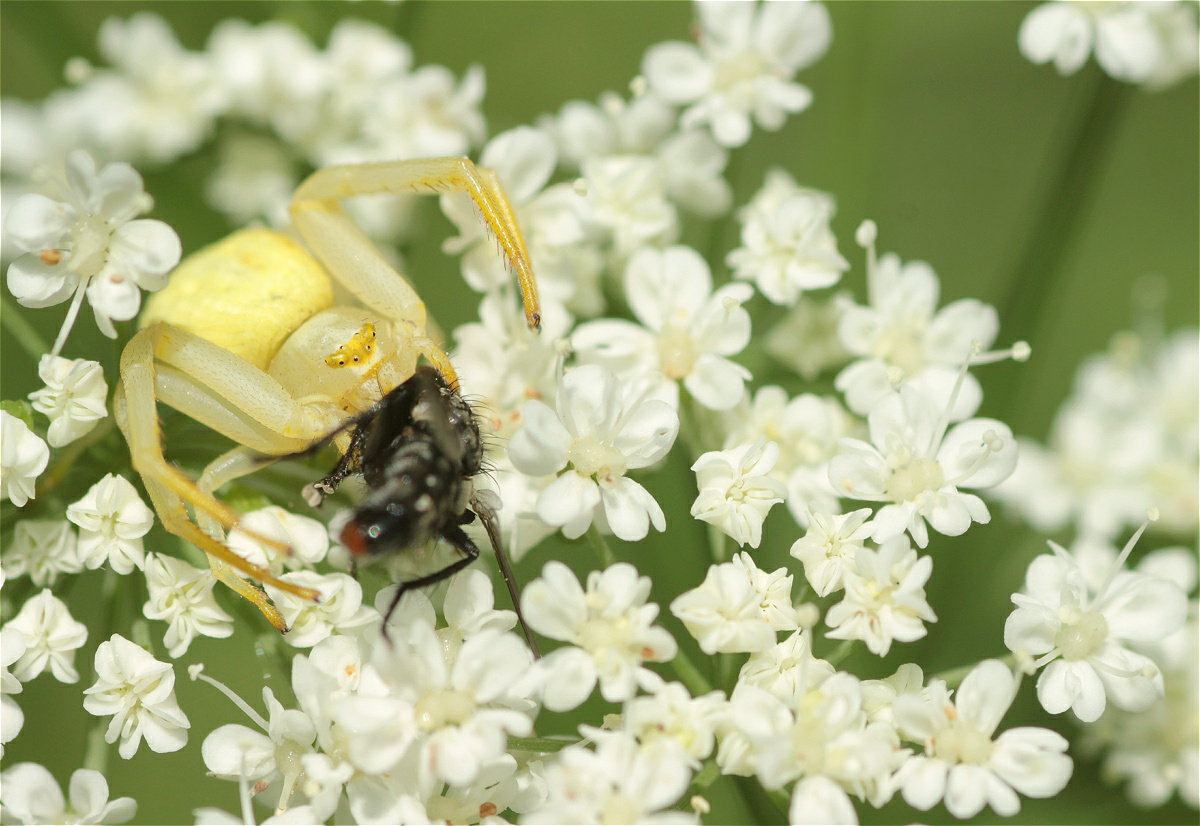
[303,365,538,653]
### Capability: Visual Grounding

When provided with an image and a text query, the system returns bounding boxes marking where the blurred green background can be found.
[2,2,1197,824]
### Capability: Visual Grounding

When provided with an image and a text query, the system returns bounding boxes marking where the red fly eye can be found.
[340,520,370,556]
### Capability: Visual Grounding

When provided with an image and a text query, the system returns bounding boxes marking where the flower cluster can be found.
[1,3,1196,825]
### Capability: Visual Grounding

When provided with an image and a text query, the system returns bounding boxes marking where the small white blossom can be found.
[727,182,849,306]
[3,519,81,586]
[28,355,108,447]
[736,629,836,707]
[4,589,88,683]
[828,384,1018,548]
[0,763,137,825]
[82,634,190,759]
[142,554,235,658]
[573,244,754,411]
[66,473,154,574]
[622,681,726,766]
[790,507,874,597]
[1019,0,1199,88]
[765,290,853,380]
[508,364,678,541]
[4,150,181,347]
[521,730,695,825]
[1,411,49,507]
[723,385,851,527]
[670,555,780,655]
[204,133,297,227]
[265,571,375,647]
[581,154,677,256]
[522,562,677,709]
[690,439,788,548]
[226,506,330,573]
[834,243,999,419]
[824,536,937,657]
[892,660,1073,819]
[642,0,832,147]
[1004,526,1188,722]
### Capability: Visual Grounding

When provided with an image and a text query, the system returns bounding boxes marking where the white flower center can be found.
[600,792,641,825]
[657,322,696,378]
[885,457,944,502]
[70,214,112,276]
[932,718,994,765]
[1054,608,1108,661]
[577,615,632,657]
[715,51,768,93]
[568,436,628,481]
[415,688,477,731]
[875,321,926,375]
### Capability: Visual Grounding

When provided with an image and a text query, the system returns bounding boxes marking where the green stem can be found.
[36,416,117,497]
[1,295,50,360]
[670,645,715,697]
[998,74,1132,369]
[823,639,855,667]
[506,735,579,754]
[585,525,617,567]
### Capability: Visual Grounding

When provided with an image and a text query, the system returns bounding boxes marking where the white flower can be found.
[1,411,49,507]
[508,364,678,541]
[265,571,375,647]
[521,730,695,825]
[691,439,788,548]
[28,355,108,447]
[437,568,521,655]
[730,672,897,819]
[201,685,318,803]
[581,154,678,256]
[828,384,1018,548]
[892,660,1073,819]
[1004,526,1188,722]
[521,561,677,709]
[142,554,235,658]
[1083,612,1198,809]
[1019,0,1199,88]
[226,506,330,573]
[765,290,853,381]
[0,763,137,825]
[1,626,27,754]
[3,519,81,586]
[790,507,874,597]
[722,385,851,527]
[573,244,754,411]
[4,589,88,683]
[622,681,726,766]
[82,634,190,759]
[337,621,534,790]
[824,536,937,657]
[642,0,832,147]
[66,473,154,574]
[4,150,181,346]
[670,555,779,655]
[204,133,297,227]
[834,244,999,419]
[727,182,849,306]
[736,629,836,707]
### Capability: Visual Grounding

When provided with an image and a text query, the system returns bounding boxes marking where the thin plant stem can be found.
[50,279,89,357]
[1,295,50,360]
[506,735,579,754]
[670,644,715,697]
[585,525,617,567]
[998,74,1132,376]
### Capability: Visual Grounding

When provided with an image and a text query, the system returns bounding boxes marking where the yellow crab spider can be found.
[114,157,540,632]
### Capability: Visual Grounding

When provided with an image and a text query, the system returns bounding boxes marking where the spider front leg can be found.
[289,156,541,334]
[118,324,329,629]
